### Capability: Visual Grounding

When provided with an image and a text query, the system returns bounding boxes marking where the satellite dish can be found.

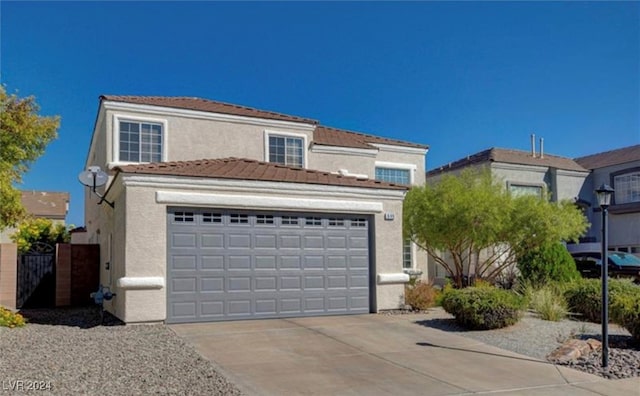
[78,166,114,208]
[78,166,109,188]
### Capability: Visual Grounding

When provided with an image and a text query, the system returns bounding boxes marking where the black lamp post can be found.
[595,183,614,369]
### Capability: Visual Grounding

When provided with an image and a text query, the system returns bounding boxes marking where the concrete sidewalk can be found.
[171,313,640,395]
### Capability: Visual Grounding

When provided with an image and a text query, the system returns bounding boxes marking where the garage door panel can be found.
[167,209,370,323]
[201,277,224,293]
[255,255,277,269]
[201,234,224,248]
[228,255,251,270]
[201,255,224,270]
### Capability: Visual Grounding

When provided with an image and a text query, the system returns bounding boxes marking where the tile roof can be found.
[575,144,640,170]
[116,158,408,190]
[21,191,70,219]
[313,126,428,150]
[100,95,318,124]
[427,147,587,176]
[100,95,428,151]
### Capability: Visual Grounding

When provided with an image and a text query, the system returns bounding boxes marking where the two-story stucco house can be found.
[84,95,429,323]
[575,144,640,254]
[0,191,70,244]
[424,145,590,282]
[425,141,640,283]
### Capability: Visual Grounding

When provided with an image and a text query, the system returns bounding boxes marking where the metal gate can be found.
[16,242,55,308]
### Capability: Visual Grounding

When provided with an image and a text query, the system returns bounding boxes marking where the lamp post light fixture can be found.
[595,183,614,369]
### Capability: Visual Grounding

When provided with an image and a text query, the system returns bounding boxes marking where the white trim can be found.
[491,162,549,173]
[156,191,384,213]
[121,174,407,199]
[377,273,410,284]
[117,276,165,290]
[554,169,591,177]
[103,101,316,131]
[310,144,378,157]
[375,161,417,184]
[264,129,309,168]
[112,114,169,164]
[370,143,428,156]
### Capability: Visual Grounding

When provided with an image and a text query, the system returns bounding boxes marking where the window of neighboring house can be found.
[375,167,410,185]
[509,184,543,198]
[614,171,640,204]
[268,135,304,167]
[119,120,163,163]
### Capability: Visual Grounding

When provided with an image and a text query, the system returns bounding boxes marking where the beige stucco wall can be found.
[100,176,408,323]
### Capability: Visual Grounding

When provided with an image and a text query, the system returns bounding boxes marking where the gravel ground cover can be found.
[0,308,242,395]
[409,307,640,380]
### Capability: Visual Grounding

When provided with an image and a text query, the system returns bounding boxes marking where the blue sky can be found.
[2,1,639,227]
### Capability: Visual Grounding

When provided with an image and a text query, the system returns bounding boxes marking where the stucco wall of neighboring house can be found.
[491,163,549,195]
[583,160,640,250]
[100,176,408,323]
[551,169,589,202]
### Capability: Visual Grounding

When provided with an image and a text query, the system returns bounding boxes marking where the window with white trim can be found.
[119,120,163,163]
[403,239,412,269]
[614,171,640,204]
[268,135,304,167]
[375,167,410,185]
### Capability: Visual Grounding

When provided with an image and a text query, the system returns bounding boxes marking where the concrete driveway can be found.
[170,313,639,395]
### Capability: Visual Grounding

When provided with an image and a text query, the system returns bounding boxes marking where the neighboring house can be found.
[0,191,70,244]
[575,144,640,254]
[425,145,589,282]
[425,142,640,282]
[84,95,429,323]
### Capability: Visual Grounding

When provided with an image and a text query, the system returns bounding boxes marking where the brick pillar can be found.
[55,244,71,307]
[0,244,18,309]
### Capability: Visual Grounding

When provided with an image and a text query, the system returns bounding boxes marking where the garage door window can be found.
[230,214,249,224]
[305,217,322,226]
[174,212,195,222]
[329,218,345,227]
[351,218,367,227]
[257,215,275,225]
[202,213,222,223]
[281,216,299,226]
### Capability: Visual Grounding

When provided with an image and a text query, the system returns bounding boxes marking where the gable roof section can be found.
[100,95,318,125]
[100,95,427,151]
[575,144,640,170]
[116,158,408,190]
[21,191,70,219]
[427,147,587,176]
[313,126,428,150]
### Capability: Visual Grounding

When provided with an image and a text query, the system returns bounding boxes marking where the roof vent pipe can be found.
[539,137,544,159]
[531,133,536,157]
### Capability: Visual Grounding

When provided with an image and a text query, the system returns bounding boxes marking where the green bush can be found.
[611,291,640,342]
[441,286,524,330]
[517,242,580,287]
[564,278,639,323]
[405,281,438,311]
[10,217,71,253]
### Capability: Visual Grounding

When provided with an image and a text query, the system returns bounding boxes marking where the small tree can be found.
[0,86,59,230]
[11,218,71,253]
[404,168,588,288]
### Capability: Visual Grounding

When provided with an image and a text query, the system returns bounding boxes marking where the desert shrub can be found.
[611,291,640,342]
[11,217,71,253]
[405,281,438,311]
[0,306,26,328]
[564,278,639,323]
[517,281,569,321]
[517,242,580,287]
[441,286,524,330]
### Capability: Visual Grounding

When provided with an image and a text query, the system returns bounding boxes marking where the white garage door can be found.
[167,208,371,323]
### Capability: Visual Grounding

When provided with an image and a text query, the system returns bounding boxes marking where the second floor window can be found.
[614,171,640,204]
[375,167,410,185]
[119,121,163,163]
[269,135,304,167]
[509,184,543,198]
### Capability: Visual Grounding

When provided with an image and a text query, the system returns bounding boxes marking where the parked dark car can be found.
[570,251,640,280]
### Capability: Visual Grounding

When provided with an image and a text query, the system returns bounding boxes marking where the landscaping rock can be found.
[547,338,601,363]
